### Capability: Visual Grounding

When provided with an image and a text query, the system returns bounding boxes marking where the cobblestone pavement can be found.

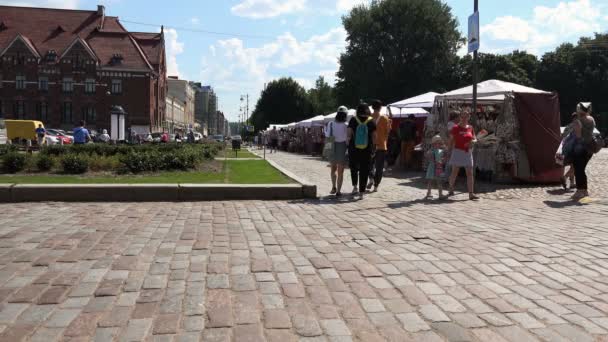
[0,151,607,341]
[262,149,608,202]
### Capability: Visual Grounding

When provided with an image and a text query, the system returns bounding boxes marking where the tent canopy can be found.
[323,109,356,124]
[389,92,440,109]
[437,79,551,101]
[389,107,429,118]
[296,115,326,128]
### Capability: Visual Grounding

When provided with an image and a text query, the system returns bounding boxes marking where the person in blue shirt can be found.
[35,124,46,145]
[73,121,91,144]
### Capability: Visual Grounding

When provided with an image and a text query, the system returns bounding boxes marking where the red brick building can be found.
[0,5,167,134]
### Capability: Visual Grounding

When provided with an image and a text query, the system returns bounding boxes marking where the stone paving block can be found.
[153,313,180,335]
[119,318,153,342]
[396,313,430,333]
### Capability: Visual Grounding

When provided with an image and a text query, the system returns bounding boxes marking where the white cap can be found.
[337,106,348,113]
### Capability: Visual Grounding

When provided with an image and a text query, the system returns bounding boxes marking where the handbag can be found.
[590,135,605,154]
[322,122,334,159]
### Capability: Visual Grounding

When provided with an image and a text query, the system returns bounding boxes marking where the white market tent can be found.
[389,107,429,118]
[287,122,297,129]
[267,124,288,130]
[437,79,550,101]
[296,115,326,128]
[323,109,356,124]
[389,92,441,109]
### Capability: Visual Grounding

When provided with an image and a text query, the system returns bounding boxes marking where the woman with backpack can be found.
[348,103,376,196]
[571,102,597,201]
[326,106,350,196]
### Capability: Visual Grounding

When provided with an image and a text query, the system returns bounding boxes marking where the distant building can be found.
[166,76,194,133]
[0,5,167,134]
[190,83,218,135]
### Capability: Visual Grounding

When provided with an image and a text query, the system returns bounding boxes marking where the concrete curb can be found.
[0,183,312,203]
[248,148,317,199]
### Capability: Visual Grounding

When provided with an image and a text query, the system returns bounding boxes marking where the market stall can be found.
[427,79,562,183]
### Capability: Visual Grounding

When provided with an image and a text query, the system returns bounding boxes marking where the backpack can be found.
[354,116,372,149]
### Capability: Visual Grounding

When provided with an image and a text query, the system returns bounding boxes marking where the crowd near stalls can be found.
[261,104,429,159]
[425,80,562,183]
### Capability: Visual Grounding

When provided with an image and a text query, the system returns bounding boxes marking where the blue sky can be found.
[2,0,607,121]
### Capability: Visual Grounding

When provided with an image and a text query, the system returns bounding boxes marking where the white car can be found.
[194,132,203,142]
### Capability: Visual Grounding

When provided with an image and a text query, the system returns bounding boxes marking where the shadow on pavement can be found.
[543,200,585,208]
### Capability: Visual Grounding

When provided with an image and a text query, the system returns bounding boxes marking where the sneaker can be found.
[330,187,337,195]
[424,194,433,200]
[560,177,567,190]
[336,192,342,197]
[438,195,449,201]
[448,190,455,196]
[366,179,374,190]
[469,193,480,201]
[373,186,378,193]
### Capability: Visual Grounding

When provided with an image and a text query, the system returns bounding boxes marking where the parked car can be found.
[212,135,225,143]
[45,132,72,145]
[46,129,74,144]
[231,135,242,142]
[193,132,203,142]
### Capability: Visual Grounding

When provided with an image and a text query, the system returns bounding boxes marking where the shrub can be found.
[36,154,55,172]
[40,145,69,156]
[1,152,27,173]
[120,152,159,173]
[0,144,17,156]
[89,155,121,172]
[61,154,89,174]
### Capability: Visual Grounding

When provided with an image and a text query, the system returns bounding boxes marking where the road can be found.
[0,150,607,341]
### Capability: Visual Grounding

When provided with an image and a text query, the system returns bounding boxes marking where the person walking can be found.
[348,103,376,196]
[399,114,418,169]
[326,106,350,196]
[35,124,46,146]
[73,121,91,145]
[426,135,448,200]
[269,126,279,154]
[557,113,578,190]
[448,110,479,200]
[98,129,111,143]
[367,100,391,192]
[571,102,596,200]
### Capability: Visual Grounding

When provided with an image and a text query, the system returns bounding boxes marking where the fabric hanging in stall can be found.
[514,93,562,178]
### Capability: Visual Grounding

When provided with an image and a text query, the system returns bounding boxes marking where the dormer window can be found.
[45,50,58,62]
[110,53,123,66]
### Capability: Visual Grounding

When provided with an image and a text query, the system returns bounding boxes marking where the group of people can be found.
[325,100,437,198]
[324,100,599,202]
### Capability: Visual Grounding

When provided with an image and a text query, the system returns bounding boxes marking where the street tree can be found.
[335,0,461,105]
[307,76,337,115]
[250,77,314,131]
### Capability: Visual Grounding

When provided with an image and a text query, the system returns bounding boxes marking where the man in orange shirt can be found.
[367,100,391,192]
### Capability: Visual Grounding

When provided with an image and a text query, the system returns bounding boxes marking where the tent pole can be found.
[472,0,479,124]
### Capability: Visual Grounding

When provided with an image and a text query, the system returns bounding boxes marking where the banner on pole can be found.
[468,11,480,53]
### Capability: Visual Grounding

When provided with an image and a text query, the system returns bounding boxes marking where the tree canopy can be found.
[250,77,313,131]
[308,76,338,116]
[335,0,461,106]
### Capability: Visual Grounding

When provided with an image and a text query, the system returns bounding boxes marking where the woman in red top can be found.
[448,111,479,200]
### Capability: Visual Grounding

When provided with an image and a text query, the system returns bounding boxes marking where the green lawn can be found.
[219,149,260,159]
[0,160,291,184]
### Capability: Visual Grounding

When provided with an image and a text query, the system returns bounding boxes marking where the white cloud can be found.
[164,29,184,78]
[200,27,347,120]
[480,0,604,54]
[230,0,369,19]
[190,17,200,25]
[0,0,79,9]
[231,0,307,19]
[335,0,367,12]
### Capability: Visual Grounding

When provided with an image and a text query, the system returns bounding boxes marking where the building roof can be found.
[0,5,163,72]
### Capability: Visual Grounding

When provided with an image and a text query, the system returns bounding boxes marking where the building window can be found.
[16,75,26,90]
[37,102,49,122]
[62,102,73,124]
[62,77,73,93]
[14,101,25,119]
[83,106,96,123]
[111,79,122,95]
[39,77,49,91]
[84,78,96,94]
